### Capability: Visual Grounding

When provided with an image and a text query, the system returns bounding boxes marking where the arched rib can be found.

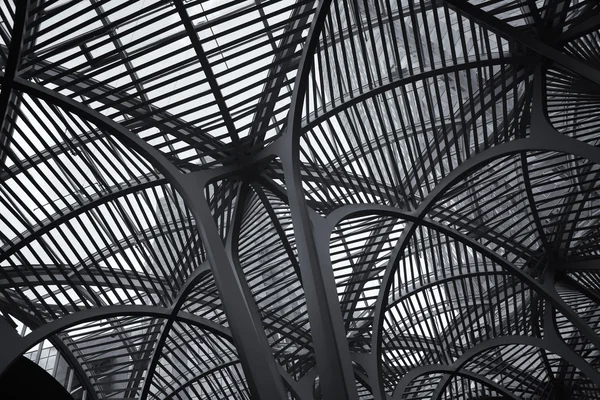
[280,0,360,396]
[0,46,229,160]
[302,57,519,133]
[429,334,600,399]
[445,0,600,86]
[393,366,520,400]
[0,304,231,375]
[163,360,240,400]
[0,174,166,261]
[10,75,291,399]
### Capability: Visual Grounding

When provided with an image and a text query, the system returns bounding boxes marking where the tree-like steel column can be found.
[181,173,288,399]
[0,74,288,399]
[276,0,359,398]
[366,141,600,397]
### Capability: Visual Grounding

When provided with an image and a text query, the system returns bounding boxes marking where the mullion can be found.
[338,105,381,202]
[23,95,100,203]
[120,192,170,305]
[135,186,179,295]
[303,124,355,204]
[68,211,135,305]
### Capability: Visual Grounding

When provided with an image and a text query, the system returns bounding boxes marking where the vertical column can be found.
[279,137,359,400]
[181,174,287,399]
[279,0,359,396]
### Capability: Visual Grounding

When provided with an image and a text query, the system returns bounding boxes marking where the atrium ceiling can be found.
[0,0,599,399]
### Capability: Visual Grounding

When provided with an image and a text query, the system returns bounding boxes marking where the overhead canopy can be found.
[0,0,599,399]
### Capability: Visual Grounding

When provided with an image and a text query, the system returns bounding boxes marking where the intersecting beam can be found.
[279,0,359,397]
[267,155,360,400]
[89,0,153,114]
[173,0,238,142]
[293,59,529,215]
[558,12,600,44]
[521,152,551,251]
[0,263,170,291]
[1,309,100,400]
[337,221,397,326]
[557,258,600,272]
[380,332,463,355]
[0,304,229,374]
[0,174,166,261]
[7,75,292,399]
[163,360,240,399]
[0,2,30,166]
[266,162,399,201]
[138,260,210,400]
[361,133,600,397]
[0,126,107,181]
[429,332,600,399]
[394,366,519,399]
[123,232,206,398]
[250,0,315,144]
[302,58,518,133]
[181,173,288,399]
[444,0,600,86]
[400,65,530,201]
[394,334,600,399]
[0,49,230,163]
[251,182,303,283]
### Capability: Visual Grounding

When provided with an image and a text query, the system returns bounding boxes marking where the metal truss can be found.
[1,1,599,400]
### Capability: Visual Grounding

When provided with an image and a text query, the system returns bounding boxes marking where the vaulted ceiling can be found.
[0,1,599,399]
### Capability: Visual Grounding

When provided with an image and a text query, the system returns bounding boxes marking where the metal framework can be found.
[0,0,599,399]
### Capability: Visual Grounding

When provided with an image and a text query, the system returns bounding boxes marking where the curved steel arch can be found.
[0,304,230,373]
[277,0,361,398]
[1,1,599,399]
[333,159,600,397]
[393,366,521,400]
[445,0,600,86]
[4,73,289,400]
[301,57,522,134]
[393,335,600,399]
[0,311,100,400]
[162,360,240,400]
[0,175,167,261]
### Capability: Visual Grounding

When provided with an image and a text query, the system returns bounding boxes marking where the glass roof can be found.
[1,0,599,399]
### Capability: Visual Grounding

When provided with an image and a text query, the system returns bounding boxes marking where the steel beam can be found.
[0,2,29,166]
[335,130,600,395]
[301,58,521,134]
[162,360,240,399]
[173,0,238,142]
[3,308,100,400]
[444,0,600,86]
[0,263,171,291]
[0,49,231,164]
[180,173,288,399]
[0,174,166,261]
[136,259,210,400]
[429,331,600,399]
[393,334,600,398]
[7,74,292,399]
[0,304,229,374]
[249,1,316,145]
[558,13,600,44]
[394,366,520,399]
[260,167,360,399]
[557,258,600,272]
[137,260,210,400]
[278,0,359,397]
